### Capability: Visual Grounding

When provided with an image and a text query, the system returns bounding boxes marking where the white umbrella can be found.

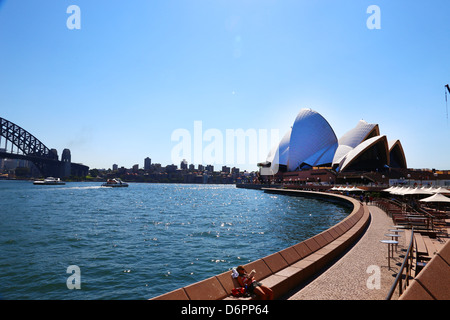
[391,186,411,195]
[419,193,450,203]
[348,186,365,192]
[389,186,401,194]
[388,186,400,194]
[404,187,434,195]
[432,187,450,194]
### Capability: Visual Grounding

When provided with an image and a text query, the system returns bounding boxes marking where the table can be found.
[385,233,401,239]
[389,229,404,234]
[380,240,399,269]
[389,229,404,241]
[392,225,406,229]
[385,233,401,250]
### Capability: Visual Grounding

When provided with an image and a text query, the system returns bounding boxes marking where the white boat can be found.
[33,177,65,185]
[101,178,129,187]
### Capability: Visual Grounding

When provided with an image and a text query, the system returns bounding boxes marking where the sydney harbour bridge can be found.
[0,117,89,178]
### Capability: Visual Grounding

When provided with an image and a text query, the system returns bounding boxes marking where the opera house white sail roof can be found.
[388,139,407,169]
[266,127,291,172]
[263,108,406,174]
[332,120,379,170]
[338,135,389,172]
[287,109,338,171]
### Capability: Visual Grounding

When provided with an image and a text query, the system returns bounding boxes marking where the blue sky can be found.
[0,0,449,171]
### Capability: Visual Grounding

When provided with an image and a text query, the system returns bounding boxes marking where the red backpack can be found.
[231,287,246,297]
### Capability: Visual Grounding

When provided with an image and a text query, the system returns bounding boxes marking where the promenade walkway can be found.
[286,204,405,300]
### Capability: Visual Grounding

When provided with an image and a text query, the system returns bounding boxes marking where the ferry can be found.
[101,178,129,187]
[33,177,65,185]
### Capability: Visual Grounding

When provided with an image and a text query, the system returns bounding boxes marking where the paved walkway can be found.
[286,204,406,300]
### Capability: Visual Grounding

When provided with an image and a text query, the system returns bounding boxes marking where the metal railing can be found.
[386,228,415,300]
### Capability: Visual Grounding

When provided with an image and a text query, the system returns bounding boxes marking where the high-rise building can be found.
[180,159,188,170]
[144,157,151,171]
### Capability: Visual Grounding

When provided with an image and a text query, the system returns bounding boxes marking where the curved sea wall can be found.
[151,188,370,300]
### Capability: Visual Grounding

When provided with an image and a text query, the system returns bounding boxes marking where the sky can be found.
[0,0,449,172]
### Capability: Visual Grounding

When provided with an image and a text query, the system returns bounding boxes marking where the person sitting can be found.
[236,265,273,300]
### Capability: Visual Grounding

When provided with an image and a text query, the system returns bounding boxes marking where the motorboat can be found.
[101,178,129,187]
[33,177,65,185]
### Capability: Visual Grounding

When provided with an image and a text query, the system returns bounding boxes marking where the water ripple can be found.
[0,181,350,300]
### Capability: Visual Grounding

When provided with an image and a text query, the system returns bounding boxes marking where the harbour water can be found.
[0,181,351,300]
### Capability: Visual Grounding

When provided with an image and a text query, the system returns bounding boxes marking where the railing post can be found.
[386,228,415,300]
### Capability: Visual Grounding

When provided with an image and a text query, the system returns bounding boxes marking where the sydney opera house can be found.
[259,108,409,185]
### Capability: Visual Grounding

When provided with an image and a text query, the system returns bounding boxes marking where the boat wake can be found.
[57,186,103,191]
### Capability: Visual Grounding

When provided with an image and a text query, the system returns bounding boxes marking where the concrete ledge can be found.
[150,189,370,300]
[263,252,289,273]
[152,288,190,300]
[279,246,302,265]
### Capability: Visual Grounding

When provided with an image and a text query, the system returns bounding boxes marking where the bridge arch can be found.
[0,117,89,178]
[0,117,65,177]
[0,117,57,160]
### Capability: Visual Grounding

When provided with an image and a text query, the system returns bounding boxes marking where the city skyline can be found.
[109,156,244,173]
[1,1,449,172]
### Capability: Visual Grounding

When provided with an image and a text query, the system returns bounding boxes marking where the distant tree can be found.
[89,169,99,177]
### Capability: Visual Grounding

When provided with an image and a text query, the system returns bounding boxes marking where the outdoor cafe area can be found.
[326,183,450,238]
[330,183,450,288]
[369,186,449,239]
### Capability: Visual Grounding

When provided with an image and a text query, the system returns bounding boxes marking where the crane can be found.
[446,84,450,124]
